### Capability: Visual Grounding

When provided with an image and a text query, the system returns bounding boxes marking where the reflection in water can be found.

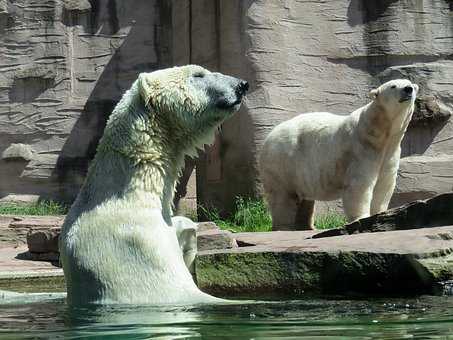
[1,297,453,338]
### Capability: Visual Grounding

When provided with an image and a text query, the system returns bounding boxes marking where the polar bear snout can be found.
[404,86,413,94]
[236,80,249,97]
[399,84,417,103]
[211,74,248,110]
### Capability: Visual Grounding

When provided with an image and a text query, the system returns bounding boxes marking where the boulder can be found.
[197,229,237,251]
[26,228,60,253]
[196,226,453,297]
[196,222,219,233]
[313,192,453,239]
[391,156,453,207]
[1,144,34,162]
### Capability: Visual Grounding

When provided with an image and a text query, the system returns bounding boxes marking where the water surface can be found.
[1,296,453,339]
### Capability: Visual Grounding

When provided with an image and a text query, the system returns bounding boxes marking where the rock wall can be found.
[0,0,174,203]
[0,0,452,216]
[194,0,453,215]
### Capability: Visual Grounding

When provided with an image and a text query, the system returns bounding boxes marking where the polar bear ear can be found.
[369,88,379,99]
[137,73,154,110]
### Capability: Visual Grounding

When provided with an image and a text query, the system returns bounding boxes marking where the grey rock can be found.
[193,0,453,215]
[2,144,34,161]
[62,0,91,12]
[196,222,219,233]
[313,193,453,239]
[411,96,452,128]
[14,66,56,80]
[0,0,175,203]
[197,229,237,251]
[392,155,453,206]
[0,215,63,247]
[0,0,7,15]
[26,229,60,253]
[0,0,452,213]
[27,251,60,263]
[196,226,453,297]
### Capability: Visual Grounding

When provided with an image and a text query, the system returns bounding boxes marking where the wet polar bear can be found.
[60,65,248,305]
[260,79,418,230]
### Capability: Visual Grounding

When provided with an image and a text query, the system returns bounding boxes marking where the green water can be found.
[1,296,453,339]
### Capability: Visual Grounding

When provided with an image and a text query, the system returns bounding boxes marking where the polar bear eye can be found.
[193,72,205,78]
[391,85,396,89]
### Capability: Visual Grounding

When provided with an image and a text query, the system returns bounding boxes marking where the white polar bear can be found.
[59,65,248,305]
[260,79,418,230]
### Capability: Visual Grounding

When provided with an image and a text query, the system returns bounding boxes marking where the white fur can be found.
[260,79,418,229]
[60,65,244,305]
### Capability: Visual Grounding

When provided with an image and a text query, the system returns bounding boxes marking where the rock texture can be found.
[196,226,453,297]
[26,228,59,253]
[190,0,453,214]
[0,0,177,203]
[0,215,64,247]
[197,229,237,251]
[0,1,452,214]
[313,192,453,238]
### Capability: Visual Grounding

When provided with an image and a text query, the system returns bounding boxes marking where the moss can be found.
[196,249,444,297]
[418,253,453,282]
[0,276,66,293]
[0,201,68,216]
[196,251,326,297]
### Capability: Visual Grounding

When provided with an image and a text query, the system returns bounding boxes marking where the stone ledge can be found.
[313,192,453,239]
[196,226,453,297]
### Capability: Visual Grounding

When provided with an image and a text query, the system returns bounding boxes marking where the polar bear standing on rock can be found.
[60,65,248,305]
[260,79,418,231]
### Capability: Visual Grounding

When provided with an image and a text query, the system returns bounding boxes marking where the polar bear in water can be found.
[60,65,248,305]
[260,79,418,230]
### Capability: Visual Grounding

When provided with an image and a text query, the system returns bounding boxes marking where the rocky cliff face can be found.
[0,1,452,215]
[194,0,453,214]
[0,0,174,203]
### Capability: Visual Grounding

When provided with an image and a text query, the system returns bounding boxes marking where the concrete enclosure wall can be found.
[0,0,452,216]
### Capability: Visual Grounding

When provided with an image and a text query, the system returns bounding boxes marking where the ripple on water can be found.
[1,296,453,338]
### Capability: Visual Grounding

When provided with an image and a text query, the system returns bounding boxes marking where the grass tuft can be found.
[314,212,347,230]
[0,200,68,216]
[198,197,346,232]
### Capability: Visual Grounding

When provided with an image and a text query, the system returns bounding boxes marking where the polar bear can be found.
[260,79,418,230]
[60,65,248,305]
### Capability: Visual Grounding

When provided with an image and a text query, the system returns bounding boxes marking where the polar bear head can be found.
[137,65,248,146]
[369,79,419,114]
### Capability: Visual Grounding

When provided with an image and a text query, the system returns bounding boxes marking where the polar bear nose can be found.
[236,80,249,96]
[404,86,413,94]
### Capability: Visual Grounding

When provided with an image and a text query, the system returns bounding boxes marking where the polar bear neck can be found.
[78,83,188,224]
[357,100,413,151]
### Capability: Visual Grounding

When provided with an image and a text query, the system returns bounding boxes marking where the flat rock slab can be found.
[234,230,318,247]
[313,193,453,238]
[196,226,453,297]
[197,229,237,251]
[0,246,64,293]
[0,215,64,248]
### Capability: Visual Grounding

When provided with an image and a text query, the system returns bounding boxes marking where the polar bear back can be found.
[260,112,356,201]
[61,194,207,305]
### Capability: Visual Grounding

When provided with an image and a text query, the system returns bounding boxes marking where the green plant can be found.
[231,197,272,232]
[199,196,346,232]
[314,212,346,230]
[0,200,68,216]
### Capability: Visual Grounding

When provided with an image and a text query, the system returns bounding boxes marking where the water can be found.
[1,296,453,339]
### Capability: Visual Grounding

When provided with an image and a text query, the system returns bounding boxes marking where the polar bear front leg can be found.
[295,199,315,230]
[266,190,300,231]
[370,155,399,215]
[342,161,380,222]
